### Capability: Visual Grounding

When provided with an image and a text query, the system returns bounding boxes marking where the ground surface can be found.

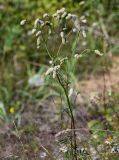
[0,56,119,160]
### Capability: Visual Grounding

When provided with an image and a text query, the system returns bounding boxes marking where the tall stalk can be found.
[42,33,77,159]
[56,73,77,160]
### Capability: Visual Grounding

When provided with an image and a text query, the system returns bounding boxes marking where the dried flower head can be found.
[81,19,87,23]
[34,18,40,28]
[57,8,65,14]
[36,30,42,37]
[82,30,86,38]
[60,57,68,65]
[72,15,80,32]
[43,13,49,18]
[79,1,85,5]
[60,31,66,44]
[20,19,27,26]
[74,54,81,59]
[61,12,67,18]
[45,65,60,78]
[60,31,64,38]
[37,36,41,48]
[94,50,103,56]
[66,13,72,20]
[31,28,37,34]
[45,67,54,76]
[34,19,44,28]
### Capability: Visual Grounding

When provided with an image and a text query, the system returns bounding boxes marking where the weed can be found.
[20,8,105,159]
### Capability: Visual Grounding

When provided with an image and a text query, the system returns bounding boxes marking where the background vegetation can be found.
[0,0,119,159]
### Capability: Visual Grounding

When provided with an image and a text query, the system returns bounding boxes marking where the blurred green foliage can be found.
[0,0,119,108]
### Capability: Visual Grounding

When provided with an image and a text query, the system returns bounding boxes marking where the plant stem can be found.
[56,73,77,160]
[41,34,53,60]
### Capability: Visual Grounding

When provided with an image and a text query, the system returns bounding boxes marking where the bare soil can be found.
[0,56,119,159]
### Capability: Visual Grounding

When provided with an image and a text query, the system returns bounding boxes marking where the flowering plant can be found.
[20,8,102,159]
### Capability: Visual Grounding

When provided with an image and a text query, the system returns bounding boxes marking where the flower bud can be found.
[57,8,65,14]
[61,12,67,18]
[53,70,56,79]
[94,50,103,56]
[82,30,86,38]
[37,36,41,48]
[31,28,37,34]
[66,13,72,20]
[20,19,27,26]
[45,67,54,75]
[81,19,87,23]
[34,19,44,28]
[60,31,64,38]
[43,13,49,18]
[62,37,66,44]
[36,30,42,37]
